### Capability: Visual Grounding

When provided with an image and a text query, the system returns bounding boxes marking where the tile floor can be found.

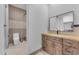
[5,41,49,55]
[5,41,27,55]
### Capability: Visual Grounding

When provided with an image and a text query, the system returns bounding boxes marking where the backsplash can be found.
[59,27,79,36]
[73,27,79,35]
[74,27,79,32]
[49,27,79,36]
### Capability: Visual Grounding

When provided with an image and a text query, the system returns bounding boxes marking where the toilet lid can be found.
[13,33,19,40]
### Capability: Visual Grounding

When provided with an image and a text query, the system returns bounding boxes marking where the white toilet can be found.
[13,33,20,46]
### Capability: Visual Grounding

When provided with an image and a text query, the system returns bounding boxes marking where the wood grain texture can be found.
[42,32,79,42]
[42,35,62,55]
[42,32,79,55]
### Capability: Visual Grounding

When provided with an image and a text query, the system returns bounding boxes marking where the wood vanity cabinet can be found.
[42,35,63,55]
[42,34,79,55]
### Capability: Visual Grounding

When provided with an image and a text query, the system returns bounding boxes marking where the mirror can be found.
[49,11,74,32]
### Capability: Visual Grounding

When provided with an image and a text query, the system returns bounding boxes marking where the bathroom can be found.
[0,4,79,55]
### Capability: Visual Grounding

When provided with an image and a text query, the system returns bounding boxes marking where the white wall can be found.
[27,4,48,54]
[48,4,79,25]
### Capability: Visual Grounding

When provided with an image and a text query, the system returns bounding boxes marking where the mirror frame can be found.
[48,11,74,32]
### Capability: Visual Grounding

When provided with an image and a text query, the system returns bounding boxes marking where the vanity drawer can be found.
[63,45,73,55]
[63,39,73,46]
[46,39,55,55]
[55,38,62,44]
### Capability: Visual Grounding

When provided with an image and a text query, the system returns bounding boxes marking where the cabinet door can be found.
[63,45,73,55]
[62,45,79,55]
[55,38,62,55]
[55,43,62,55]
[63,39,73,55]
[63,39,79,55]
[46,39,55,55]
[72,41,79,55]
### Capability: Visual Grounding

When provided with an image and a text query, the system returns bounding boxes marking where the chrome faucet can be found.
[56,28,59,34]
[57,30,59,34]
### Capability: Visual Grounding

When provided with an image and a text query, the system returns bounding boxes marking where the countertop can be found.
[42,32,79,41]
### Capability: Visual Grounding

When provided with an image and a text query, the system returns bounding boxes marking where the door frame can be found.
[5,4,27,54]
